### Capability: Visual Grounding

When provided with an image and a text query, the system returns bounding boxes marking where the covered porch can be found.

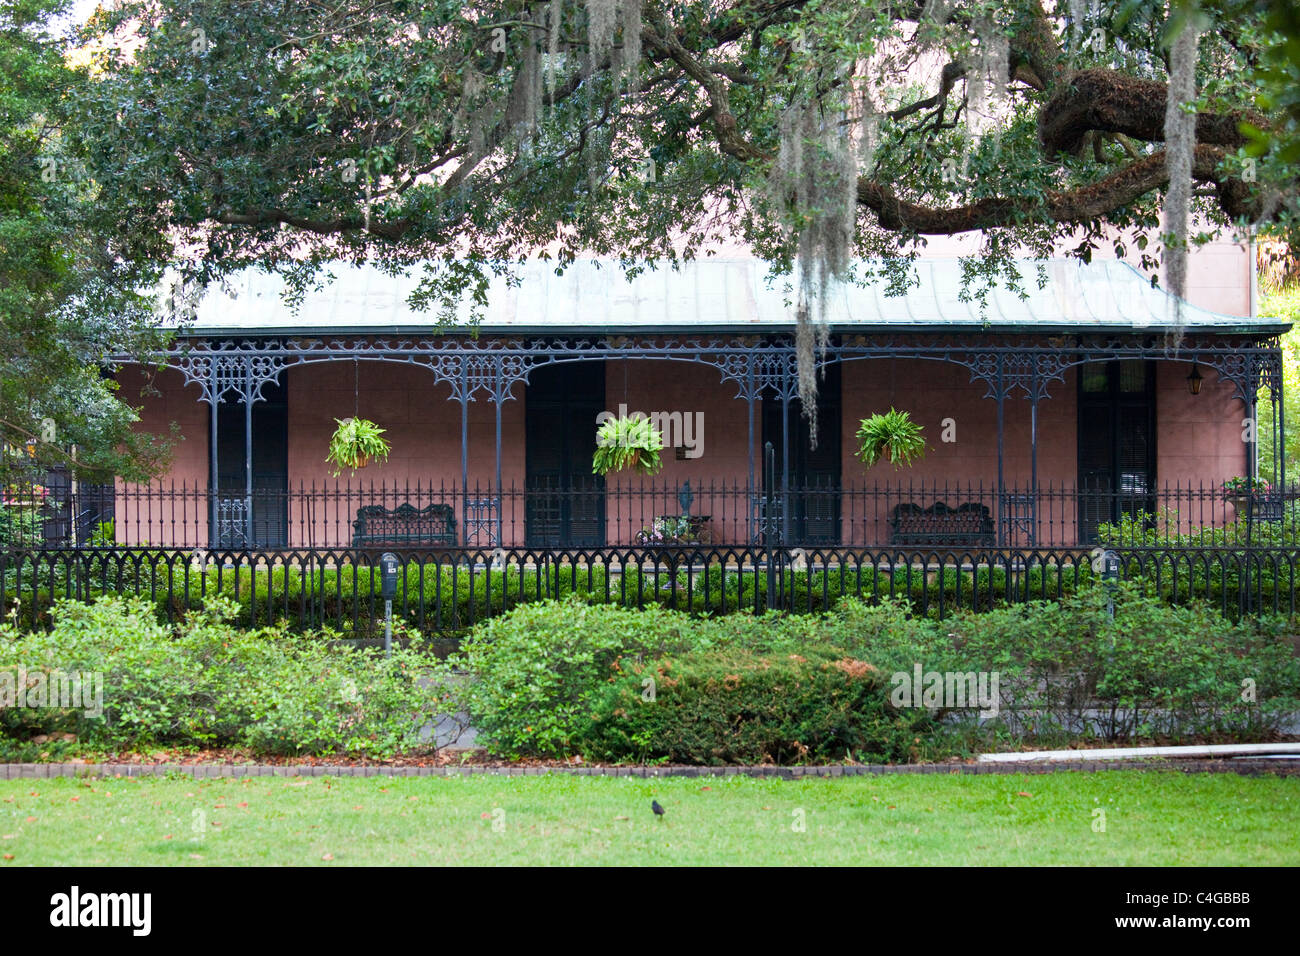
[95,257,1285,552]
[110,328,1284,552]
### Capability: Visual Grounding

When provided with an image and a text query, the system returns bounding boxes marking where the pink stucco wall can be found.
[118,366,209,546]
[839,358,1073,546]
[602,358,750,544]
[281,361,526,547]
[1156,360,1251,532]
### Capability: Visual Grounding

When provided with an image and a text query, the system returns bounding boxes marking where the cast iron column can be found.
[780,356,791,544]
[460,364,470,491]
[494,358,504,547]
[244,361,253,548]
[209,360,218,549]
[996,355,1005,547]
[746,357,756,494]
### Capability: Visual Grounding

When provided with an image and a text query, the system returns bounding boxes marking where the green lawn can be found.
[1,771,1296,865]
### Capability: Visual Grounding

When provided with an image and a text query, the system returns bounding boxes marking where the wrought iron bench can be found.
[890,501,995,548]
[1240,495,1285,522]
[352,503,457,549]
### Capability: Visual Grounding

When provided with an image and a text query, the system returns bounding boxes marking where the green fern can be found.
[592,415,664,476]
[855,408,926,468]
[326,417,391,477]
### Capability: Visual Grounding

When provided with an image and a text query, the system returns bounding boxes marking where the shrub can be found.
[578,645,935,765]
[0,595,452,757]
[0,501,43,548]
[455,599,717,757]
[834,585,1300,742]
[456,589,1300,762]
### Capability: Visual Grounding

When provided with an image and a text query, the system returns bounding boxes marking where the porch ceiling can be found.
[175,258,1289,336]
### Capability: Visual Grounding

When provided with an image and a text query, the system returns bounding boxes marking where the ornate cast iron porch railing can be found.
[22,478,1299,551]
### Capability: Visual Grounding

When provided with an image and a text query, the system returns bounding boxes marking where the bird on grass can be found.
[651,800,665,820]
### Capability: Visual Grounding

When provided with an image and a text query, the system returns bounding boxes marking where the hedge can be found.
[455,587,1300,763]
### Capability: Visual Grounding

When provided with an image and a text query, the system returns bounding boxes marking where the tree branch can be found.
[1040,68,1266,156]
[857,145,1243,234]
[642,12,768,163]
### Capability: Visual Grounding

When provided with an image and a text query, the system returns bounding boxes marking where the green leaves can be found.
[455,599,701,758]
[580,645,928,765]
[592,413,664,476]
[854,408,927,469]
[325,417,392,477]
[453,584,1300,762]
[0,595,448,757]
[0,0,173,484]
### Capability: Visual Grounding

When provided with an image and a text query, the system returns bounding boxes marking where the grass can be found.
[0,770,1296,865]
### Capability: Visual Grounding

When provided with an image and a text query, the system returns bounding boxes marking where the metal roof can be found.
[173,257,1287,336]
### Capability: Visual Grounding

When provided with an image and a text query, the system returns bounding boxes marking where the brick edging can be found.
[0,760,1296,779]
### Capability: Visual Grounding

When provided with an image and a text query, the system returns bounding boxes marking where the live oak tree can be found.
[0,0,172,484]
[73,0,1300,421]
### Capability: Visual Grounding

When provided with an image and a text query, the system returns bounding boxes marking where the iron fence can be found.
[2,478,1300,554]
[1,543,1296,636]
[4,478,1298,551]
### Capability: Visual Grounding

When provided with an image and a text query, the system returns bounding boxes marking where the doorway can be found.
[762,363,841,544]
[525,362,606,548]
[1077,360,1156,543]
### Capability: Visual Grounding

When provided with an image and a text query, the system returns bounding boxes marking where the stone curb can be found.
[1,759,1296,779]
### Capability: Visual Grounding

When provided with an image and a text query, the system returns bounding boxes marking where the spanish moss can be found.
[620,0,642,90]
[1164,9,1200,326]
[1068,0,1088,57]
[586,0,618,67]
[546,0,563,100]
[506,25,542,135]
[967,18,1009,138]
[857,76,879,175]
[772,89,857,442]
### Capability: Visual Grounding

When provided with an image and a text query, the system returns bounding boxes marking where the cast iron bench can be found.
[1239,495,1285,522]
[890,502,995,548]
[352,503,458,549]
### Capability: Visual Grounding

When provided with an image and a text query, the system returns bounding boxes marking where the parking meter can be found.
[1101,549,1120,619]
[380,552,400,600]
[380,552,399,655]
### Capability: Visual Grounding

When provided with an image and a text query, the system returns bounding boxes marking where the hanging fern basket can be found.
[592,415,665,477]
[326,417,392,477]
[855,408,927,469]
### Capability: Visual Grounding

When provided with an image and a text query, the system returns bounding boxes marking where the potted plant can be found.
[1223,476,1271,515]
[855,408,927,468]
[592,414,665,476]
[635,515,701,546]
[634,515,707,575]
[326,417,392,477]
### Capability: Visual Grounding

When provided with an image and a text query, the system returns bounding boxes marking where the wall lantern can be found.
[1187,363,1203,395]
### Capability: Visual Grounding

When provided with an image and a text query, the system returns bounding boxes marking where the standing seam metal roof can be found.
[174,257,1286,335]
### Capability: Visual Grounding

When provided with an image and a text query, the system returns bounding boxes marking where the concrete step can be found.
[979,742,1300,763]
